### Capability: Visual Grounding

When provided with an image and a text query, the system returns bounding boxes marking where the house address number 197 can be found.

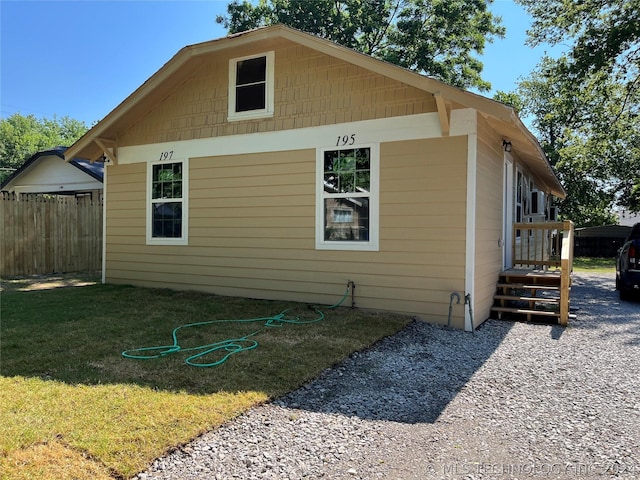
[159,151,174,161]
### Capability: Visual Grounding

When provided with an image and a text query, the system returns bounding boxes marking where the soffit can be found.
[483,114,565,198]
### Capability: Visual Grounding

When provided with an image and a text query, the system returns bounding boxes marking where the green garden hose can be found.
[122,281,354,367]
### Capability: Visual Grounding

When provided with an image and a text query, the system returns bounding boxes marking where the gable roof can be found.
[1,146,103,193]
[64,24,565,198]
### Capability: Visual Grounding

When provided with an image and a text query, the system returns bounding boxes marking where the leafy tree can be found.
[216,0,505,91]
[518,0,639,82]
[0,113,88,183]
[516,56,639,226]
[492,90,524,114]
[516,0,640,216]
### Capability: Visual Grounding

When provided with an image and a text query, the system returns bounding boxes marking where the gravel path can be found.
[137,272,640,479]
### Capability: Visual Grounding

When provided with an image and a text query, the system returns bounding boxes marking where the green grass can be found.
[0,281,412,479]
[572,257,616,273]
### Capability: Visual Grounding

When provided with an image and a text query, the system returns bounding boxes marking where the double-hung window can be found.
[228,51,274,121]
[147,159,188,245]
[317,144,379,251]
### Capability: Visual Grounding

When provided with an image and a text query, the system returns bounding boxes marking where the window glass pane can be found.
[323,150,339,193]
[324,198,369,242]
[324,148,370,194]
[356,171,370,192]
[236,84,266,112]
[236,56,266,85]
[152,202,182,238]
[152,163,182,199]
[354,148,370,192]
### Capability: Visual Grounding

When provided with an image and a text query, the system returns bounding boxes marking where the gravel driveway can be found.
[138,272,640,479]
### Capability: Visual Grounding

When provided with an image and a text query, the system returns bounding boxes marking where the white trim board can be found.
[465,133,477,332]
[118,109,477,164]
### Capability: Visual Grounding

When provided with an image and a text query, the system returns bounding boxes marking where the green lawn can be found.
[572,256,616,273]
[0,280,411,479]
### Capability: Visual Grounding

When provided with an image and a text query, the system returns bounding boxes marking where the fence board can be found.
[0,192,102,276]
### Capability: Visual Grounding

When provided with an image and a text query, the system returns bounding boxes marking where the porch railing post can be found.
[559,220,574,326]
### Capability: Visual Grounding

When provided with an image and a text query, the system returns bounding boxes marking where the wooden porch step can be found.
[500,274,561,288]
[496,283,560,291]
[494,295,559,304]
[491,306,560,321]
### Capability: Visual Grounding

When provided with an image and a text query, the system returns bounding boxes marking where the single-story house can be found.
[63,25,566,330]
[1,146,103,199]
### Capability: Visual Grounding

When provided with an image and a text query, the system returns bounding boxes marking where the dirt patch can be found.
[0,271,101,293]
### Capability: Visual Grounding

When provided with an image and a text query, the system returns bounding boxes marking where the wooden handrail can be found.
[512,221,565,268]
[511,220,574,325]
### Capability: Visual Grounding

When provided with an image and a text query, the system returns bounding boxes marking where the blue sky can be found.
[1,0,562,126]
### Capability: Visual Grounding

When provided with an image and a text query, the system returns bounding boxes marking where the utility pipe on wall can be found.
[465,293,474,334]
[448,292,461,328]
[448,292,474,332]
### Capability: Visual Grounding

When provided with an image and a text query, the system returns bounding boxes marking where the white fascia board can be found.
[118,110,476,164]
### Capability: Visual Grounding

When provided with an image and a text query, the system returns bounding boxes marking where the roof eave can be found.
[1,149,65,190]
[510,110,566,199]
[63,24,566,199]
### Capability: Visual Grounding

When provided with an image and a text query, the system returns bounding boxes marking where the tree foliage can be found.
[516,56,639,226]
[0,113,88,183]
[492,90,524,114]
[518,0,639,82]
[216,0,505,91]
[513,0,640,221]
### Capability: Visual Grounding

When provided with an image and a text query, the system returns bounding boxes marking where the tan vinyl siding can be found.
[474,117,504,325]
[105,163,146,247]
[105,137,467,323]
[118,42,437,147]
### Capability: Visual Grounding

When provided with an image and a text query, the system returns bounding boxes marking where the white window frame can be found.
[316,143,379,251]
[228,51,275,122]
[146,158,189,246]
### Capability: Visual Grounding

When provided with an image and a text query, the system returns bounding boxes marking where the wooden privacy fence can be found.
[0,192,102,276]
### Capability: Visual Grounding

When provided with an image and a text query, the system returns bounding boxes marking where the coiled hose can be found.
[122,282,353,367]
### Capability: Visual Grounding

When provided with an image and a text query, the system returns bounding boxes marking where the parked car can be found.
[616,222,640,300]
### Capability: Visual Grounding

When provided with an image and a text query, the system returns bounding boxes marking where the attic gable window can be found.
[228,51,274,121]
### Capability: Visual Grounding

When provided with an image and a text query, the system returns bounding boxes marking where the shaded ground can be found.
[0,271,101,293]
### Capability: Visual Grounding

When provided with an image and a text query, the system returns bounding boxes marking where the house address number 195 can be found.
[336,134,356,147]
